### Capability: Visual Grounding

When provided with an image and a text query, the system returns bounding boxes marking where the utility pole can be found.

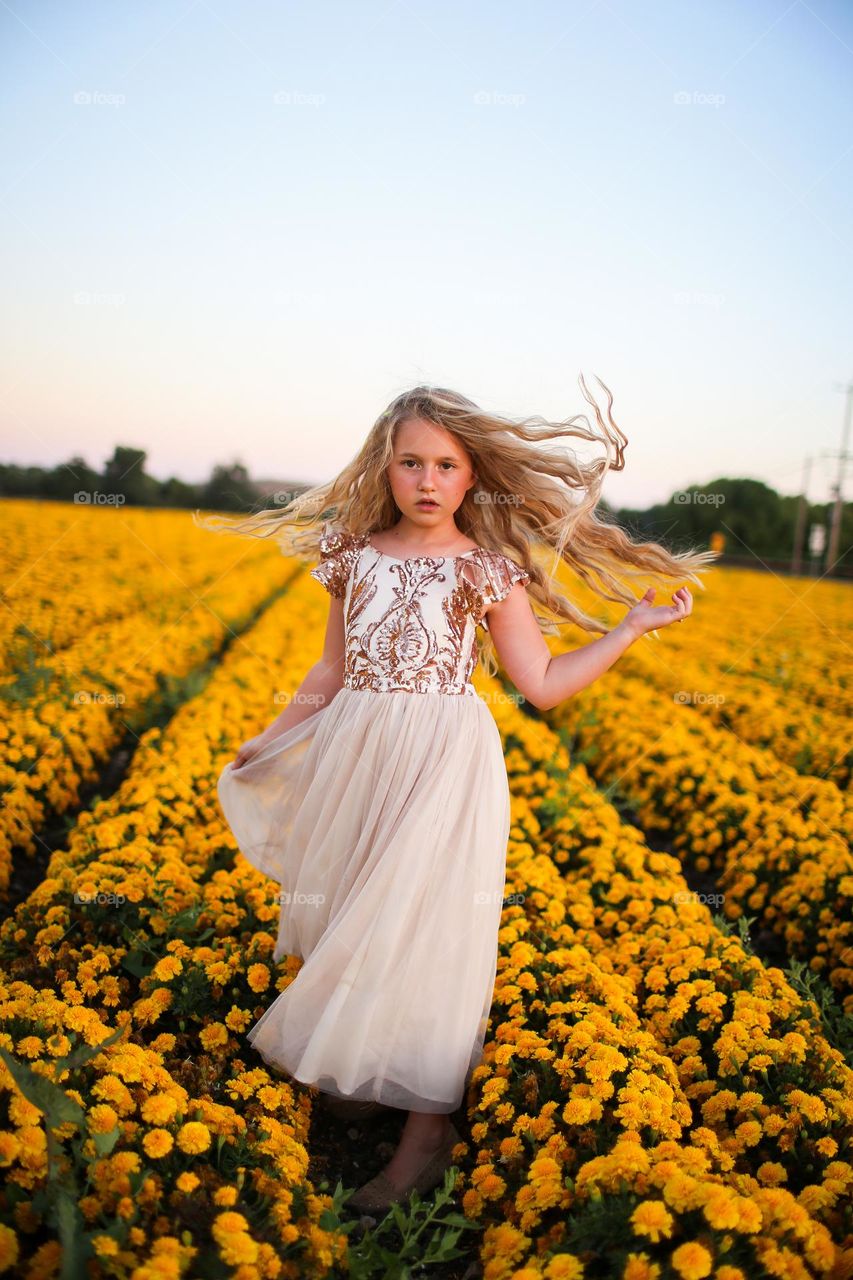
[792,455,811,576]
[825,379,853,573]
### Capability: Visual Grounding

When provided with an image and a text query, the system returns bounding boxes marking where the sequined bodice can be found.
[309,528,531,696]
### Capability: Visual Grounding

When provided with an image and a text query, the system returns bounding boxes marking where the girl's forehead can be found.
[393,416,470,458]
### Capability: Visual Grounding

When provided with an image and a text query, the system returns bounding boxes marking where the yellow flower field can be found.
[0,501,850,1278]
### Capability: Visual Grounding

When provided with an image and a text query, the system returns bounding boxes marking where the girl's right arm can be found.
[232,598,346,767]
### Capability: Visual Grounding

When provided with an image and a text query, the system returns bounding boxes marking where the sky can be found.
[2,0,852,509]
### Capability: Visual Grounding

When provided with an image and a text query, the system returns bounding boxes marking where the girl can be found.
[199,377,716,1214]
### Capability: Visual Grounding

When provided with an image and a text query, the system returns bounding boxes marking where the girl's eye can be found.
[399,460,456,469]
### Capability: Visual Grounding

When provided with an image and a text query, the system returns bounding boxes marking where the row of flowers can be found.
[1,548,850,1276]
[609,573,851,789]
[0,569,351,1277]
[534,653,853,1009]
[457,668,852,1277]
[0,501,296,894]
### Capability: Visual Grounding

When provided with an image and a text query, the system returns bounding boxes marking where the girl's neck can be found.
[373,519,477,556]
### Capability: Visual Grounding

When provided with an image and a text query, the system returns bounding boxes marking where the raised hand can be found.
[623,586,693,640]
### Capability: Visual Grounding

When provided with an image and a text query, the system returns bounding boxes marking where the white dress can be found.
[217,526,531,1113]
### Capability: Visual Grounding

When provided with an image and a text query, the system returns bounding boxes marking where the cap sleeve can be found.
[308,526,366,599]
[461,550,531,632]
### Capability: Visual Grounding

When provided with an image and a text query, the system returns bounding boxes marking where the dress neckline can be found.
[365,537,482,564]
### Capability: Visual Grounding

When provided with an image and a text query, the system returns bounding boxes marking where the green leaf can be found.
[0,1048,85,1127]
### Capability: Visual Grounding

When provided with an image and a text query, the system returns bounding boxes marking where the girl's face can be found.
[386,417,478,523]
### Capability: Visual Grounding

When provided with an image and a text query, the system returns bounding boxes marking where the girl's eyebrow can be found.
[397,451,460,461]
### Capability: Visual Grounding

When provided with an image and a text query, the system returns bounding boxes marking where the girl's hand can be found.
[232,734,270,770]
[623,586,693,640]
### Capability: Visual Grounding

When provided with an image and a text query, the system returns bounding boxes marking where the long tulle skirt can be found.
[217,686,510,1113]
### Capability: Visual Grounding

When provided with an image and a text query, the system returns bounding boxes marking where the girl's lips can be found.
[416,501,438,507]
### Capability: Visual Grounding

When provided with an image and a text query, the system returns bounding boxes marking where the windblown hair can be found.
[194,375,719,673]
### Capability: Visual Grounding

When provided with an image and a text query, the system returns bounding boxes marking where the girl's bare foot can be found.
[381,1110,453,1190]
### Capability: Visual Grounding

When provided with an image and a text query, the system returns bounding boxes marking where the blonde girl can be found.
[200,376,716,1214]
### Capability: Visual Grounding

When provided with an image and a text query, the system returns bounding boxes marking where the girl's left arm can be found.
[487,583,692,711]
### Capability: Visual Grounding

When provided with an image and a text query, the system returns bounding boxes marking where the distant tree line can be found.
[0,448,849,572]
[0,446,293,514]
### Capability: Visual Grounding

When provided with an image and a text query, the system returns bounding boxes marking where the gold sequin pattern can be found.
[308,527,530,696]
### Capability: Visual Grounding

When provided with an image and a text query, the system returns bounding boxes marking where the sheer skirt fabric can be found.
[218,685,510,1113]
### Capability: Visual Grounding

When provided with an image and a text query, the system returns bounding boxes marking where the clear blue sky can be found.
[2,0,851,507]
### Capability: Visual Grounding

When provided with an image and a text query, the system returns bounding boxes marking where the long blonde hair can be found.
[194,376,719,672]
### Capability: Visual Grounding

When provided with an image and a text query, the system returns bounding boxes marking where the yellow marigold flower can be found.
[788,1089,826,1123]
[699,1188,741,1231]
[214,1186,238,1206]
[815,1137,838,1157]
[87,1104,119,1135]
[477,1173,507,1204]
[212,1211,258,1266]
[45,1033,72,1057]
[756,1162,787,1186]
[499,1135,523,1162]
[631,1201,674,1243]
[151,956,183,981]
[622,1255,661,1279]
[13,1037,43,1059]
[0,1224,19,1272]
[670,1242,712,1279]
[484,1221,529,1264]
[177,1121,212,1155]
[141,1093,179,1126]
[715,1269,746,1280]
[200,1023,229,1051]
[225,1007,252,1032]
[544,1255,584,1278]
[247,963,271,993]
[734,1120,762,1148]
[0,1133,21,1166]
[93,1074,134,1111]
[175,1172,200,1193]
[142,1129,174,1159]
[9,1091,41,1128]
[562,1097,595,1125]
[91,1236,119,1258]
[781,1034,808,1064]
